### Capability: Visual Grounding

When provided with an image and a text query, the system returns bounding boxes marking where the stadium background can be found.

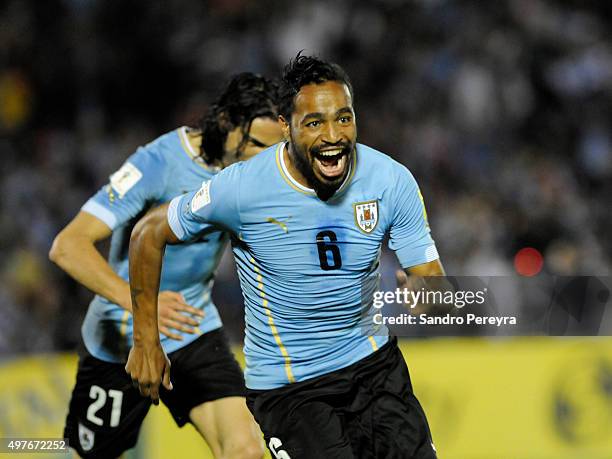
[1,0,611,458]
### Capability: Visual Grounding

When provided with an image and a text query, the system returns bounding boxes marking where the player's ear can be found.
[278,115,290,140]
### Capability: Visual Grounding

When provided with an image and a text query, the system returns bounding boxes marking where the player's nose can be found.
[321,122,341,143]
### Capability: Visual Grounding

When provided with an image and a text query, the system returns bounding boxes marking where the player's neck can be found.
[187,129,203,156]
[283,144,311,189]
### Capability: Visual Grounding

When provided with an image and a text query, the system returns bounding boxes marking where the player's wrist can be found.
[133,336,161,349]
[117,297,133,312]
[109,283,133,312]
[133,325,160,346]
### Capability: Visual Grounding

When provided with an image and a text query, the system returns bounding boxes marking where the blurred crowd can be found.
[1,0,611,353]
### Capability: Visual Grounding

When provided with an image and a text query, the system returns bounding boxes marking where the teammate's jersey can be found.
[81,127,225,363]
[168,143,439,389]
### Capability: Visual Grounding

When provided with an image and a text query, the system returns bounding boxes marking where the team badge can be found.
[353,200,378,233]
[78,423,95,451]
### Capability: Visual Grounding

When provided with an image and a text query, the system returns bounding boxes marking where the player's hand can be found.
[396,269,427,315]
[396,269,453,315]
[396,269,427,290]
[157,291,204,340]
[125,340,172,405]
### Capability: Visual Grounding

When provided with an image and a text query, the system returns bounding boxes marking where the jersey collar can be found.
[178,127,221,173]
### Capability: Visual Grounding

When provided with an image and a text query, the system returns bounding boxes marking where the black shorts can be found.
[247,337,437,459]
[64,328,245,459]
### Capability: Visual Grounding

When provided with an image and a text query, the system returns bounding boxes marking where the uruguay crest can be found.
[354,200,378,233]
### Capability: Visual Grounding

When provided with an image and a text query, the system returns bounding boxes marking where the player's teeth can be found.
[319,150,342,157]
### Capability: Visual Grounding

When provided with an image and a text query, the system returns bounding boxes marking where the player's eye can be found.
[306,120,321,128]
[338,115,352,124]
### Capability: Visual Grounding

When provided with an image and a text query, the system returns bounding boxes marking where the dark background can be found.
[1,0,611,353]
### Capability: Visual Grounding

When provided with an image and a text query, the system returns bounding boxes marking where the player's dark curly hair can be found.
[279,52,353,120]
[198,72,279,163]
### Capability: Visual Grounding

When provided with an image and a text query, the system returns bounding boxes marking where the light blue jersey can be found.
[82,127,225,363]
[168,143,439,389]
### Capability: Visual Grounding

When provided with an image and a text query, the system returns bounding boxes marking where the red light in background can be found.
[514,247,544,276]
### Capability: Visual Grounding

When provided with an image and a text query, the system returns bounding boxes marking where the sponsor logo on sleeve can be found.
[109,162,142,198]
[191,180,211,212]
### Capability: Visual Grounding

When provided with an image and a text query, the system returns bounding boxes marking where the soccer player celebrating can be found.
[49,73,283,459]
[127,54,444,458]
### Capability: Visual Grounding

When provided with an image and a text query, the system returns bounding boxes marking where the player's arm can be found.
[405,258,445,277]
[388,163,453,314]
[49,210,201,338]
[126,164,243,402]
[50,211,133,310]
[49,211,200,339]
[396,259,453,315]
[125,203,177,404]
[49,149,202,339]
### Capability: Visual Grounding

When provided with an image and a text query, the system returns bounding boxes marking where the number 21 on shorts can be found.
[86,385,123,427]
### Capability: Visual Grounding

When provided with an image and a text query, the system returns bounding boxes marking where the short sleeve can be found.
[387,163,439,268]
[167,161,242,241]
[81,147,167,230]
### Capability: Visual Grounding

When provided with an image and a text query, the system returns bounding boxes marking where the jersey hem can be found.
[244,334,390,390]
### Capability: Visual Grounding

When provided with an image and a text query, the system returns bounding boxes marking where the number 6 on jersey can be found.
[269,437,291,459]
[316,230,342,270]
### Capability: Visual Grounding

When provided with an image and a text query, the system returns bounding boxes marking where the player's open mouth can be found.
[313,148,348,179]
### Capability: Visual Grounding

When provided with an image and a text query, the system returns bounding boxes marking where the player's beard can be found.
[289,140,354,201]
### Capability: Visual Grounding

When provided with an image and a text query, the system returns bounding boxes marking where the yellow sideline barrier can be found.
[0,354,76,458]
[1,338,611,459]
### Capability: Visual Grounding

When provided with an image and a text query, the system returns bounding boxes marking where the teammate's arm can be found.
[49,211,202,340]
[50,211,132,309]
